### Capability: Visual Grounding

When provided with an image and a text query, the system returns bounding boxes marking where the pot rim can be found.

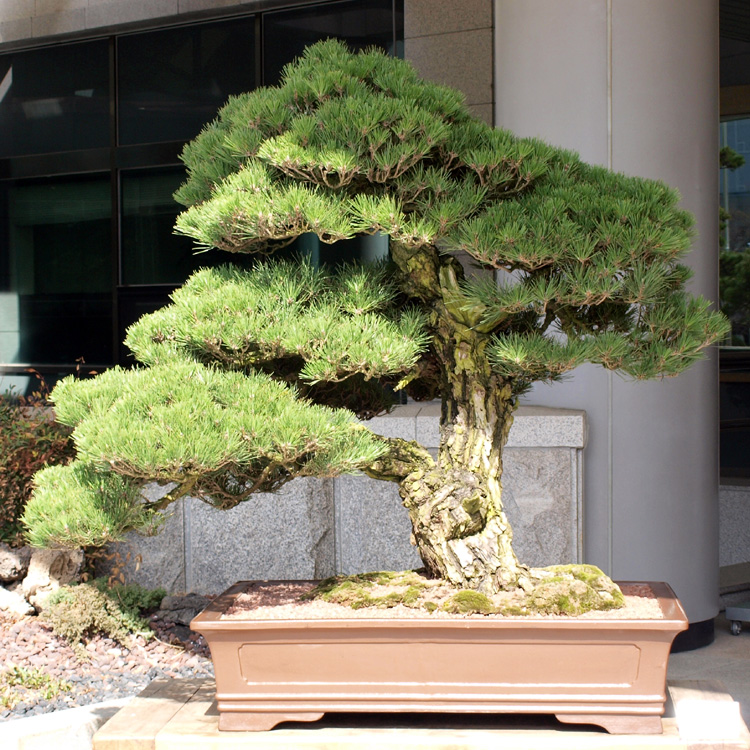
[191,580,689,633]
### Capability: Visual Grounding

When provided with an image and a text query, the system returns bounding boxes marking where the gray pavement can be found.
[3,697,132,750]
[669,613,750,727]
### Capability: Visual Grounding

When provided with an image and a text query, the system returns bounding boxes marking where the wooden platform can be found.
[92,678,750,750]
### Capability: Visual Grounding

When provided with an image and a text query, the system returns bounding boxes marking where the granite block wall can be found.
[101,404,587,593]
[334,403,585,576]
[719,485,750,568]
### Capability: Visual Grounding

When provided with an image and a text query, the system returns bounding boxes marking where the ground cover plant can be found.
[0,665,71,710]
[23,40,728,611]
[42,579,165,656]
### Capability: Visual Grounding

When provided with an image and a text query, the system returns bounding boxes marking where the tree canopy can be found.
[24,40,728,551]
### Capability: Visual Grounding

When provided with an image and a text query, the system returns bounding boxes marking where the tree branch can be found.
[147,477,199,512]
[361,436,435,483]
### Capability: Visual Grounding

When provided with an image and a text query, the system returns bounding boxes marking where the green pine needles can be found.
[24,40,728,594]
[26,360,386,546]
[125,259,428,383]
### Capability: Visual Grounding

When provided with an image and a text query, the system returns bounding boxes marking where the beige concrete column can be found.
[495,0,720,631]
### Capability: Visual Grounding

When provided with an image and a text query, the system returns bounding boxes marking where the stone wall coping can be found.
[365,401,587,449]
[720,483,750,493]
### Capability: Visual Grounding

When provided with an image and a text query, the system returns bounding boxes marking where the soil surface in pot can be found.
[222,574,664,621]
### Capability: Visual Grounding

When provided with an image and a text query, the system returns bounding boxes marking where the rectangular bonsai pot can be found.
[191,580,687,734]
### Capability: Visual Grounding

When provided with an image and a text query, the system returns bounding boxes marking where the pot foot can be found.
[556,713,663,734]
[218,711,325,731]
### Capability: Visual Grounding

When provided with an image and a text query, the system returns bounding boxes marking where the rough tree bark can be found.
[365,369,523,595]
[401,292,526,592]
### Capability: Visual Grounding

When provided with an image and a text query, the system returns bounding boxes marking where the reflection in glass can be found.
[118,285,180,366]
[721,33,750,88]
[118,17,256,146]
[297,233,389,267]
[0,176,112,365]
[719,118,750,477]
[121,168,259,286]
[121,168,389,286]
[0,41,109,158]
[720,356,750,478]
[0,2,402,376]
[264,0,400,85]
[720,118,750,344]
[121,168,206,285]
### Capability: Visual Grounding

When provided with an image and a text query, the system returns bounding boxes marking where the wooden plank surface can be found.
[155,691,684,750]
[668,681,750,750]
[95,678,750,750]
[92,678,205,750]
[155,681,224,749]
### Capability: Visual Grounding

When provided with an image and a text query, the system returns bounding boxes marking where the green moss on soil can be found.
[442,590,496,615]
[304,571,429,610]
[499,604,530,616]
[302,565,625,617]
[525,564,625,615]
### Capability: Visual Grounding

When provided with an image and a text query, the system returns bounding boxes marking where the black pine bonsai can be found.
[24,41,728,606]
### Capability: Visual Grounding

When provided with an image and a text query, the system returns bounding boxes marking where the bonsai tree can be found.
[24,41,728,605]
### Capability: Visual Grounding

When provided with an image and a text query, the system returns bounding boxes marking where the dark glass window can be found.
[721,0,750,89]
[117,286,177,365]
[303,233,389,267]
[121,168,199,285]
[0,40,109,158]
[720,0,750,478]
[118,17,256,146]
[720,351,750,478]
[0,175,112,365]
[0,2,402,377]
[120,167,261,285]
[264,0,400,84]
[720,119,750,476]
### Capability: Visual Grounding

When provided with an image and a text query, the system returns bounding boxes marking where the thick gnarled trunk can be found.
[378,245,525,594]
[398,375,524,595]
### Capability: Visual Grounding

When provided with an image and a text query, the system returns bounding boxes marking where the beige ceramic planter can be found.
[191,580,687,735]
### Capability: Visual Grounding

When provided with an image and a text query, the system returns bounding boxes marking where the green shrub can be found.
[0,379,75,546]
[42,580,162,656]
[90,578,165,619]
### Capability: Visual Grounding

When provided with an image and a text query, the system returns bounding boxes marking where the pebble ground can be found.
[0,609,213,720]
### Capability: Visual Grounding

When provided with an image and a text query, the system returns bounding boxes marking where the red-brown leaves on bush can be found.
[0,379,75,546]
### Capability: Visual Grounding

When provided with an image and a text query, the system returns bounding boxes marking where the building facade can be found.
[0,0,730,646]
